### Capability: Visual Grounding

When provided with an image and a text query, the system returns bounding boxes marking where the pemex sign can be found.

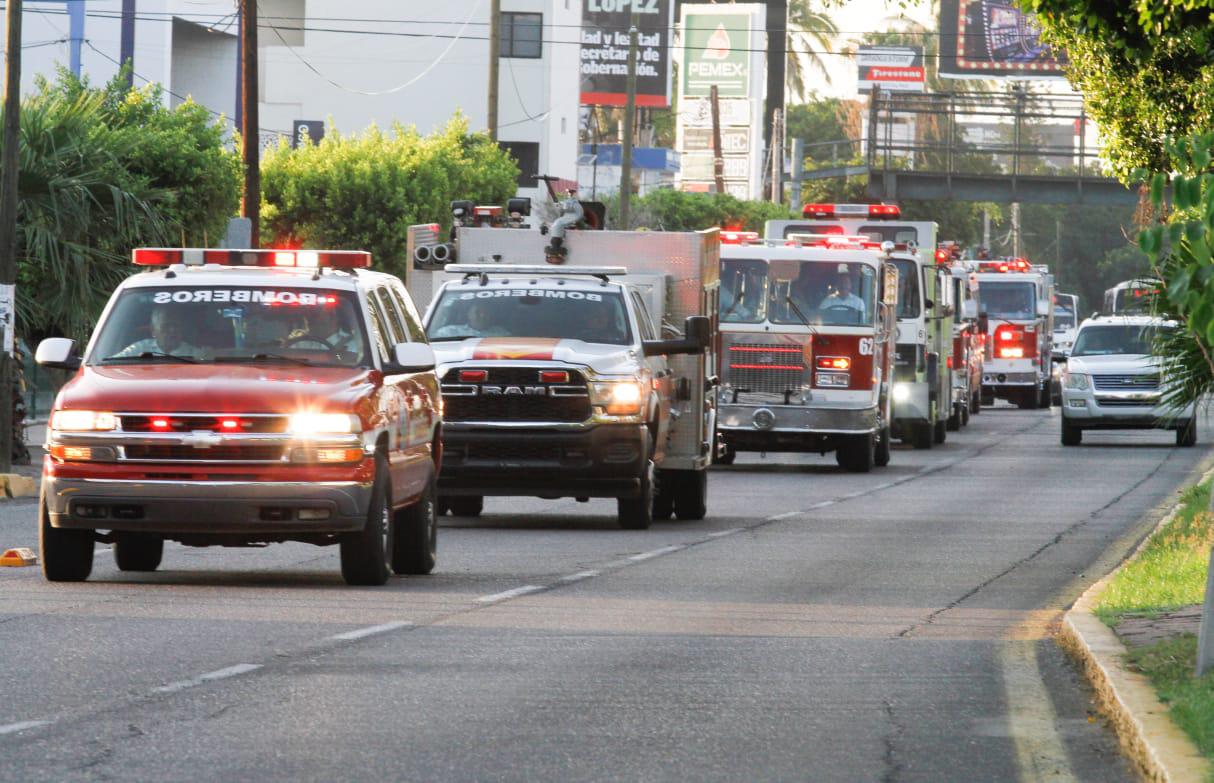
[681,11,752,97]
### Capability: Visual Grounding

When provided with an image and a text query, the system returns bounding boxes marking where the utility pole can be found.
[0,0,21,473]
[120,0,136,86]
[710,85,725,195]
[240,0,260,248]
[1011,202,1021,258]
[770,108,783,205]
[487,0,500,141]
[789,137,803,207]
[619,16,639,229]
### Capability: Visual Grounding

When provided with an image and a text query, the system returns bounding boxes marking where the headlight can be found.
[51,410,117,431]
[590,381,644,415]
[1063,371,1089,390]
[289,412,360,435]
[892,383,911,402]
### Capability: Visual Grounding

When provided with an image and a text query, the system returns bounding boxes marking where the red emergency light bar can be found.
[802,203,901,219]
[720,230,759,245]
[132,248,372,269]
[975,257,1032,274]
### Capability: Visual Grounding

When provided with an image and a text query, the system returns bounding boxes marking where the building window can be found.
[500,12,542,59]
[499,141,540,188]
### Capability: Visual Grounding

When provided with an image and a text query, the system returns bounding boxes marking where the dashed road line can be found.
[152,663,262,694]
[0,720,50,735]
[766,511,800,521]
[330,621,412,641]
[707,528,742,538]
[559,570,599,583]
[627,545,684,562]
[476,585,545,603]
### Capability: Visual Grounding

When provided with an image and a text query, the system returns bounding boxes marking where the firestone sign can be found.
[681,12,751,97]
[856,46,925,92]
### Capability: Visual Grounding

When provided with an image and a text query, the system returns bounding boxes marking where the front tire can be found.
[836,434,874,473]
[114,533,163,572]
[618,447,655,530]
[392,471,438,575]
[933,417,947,444]
[39,494,93,582]
[673,470,708,520]
[912,421,933,450]
[947,403,961,431]
[1061,418,1082,446]
[715,444,737,466]
[340,454,392,586]
[874,425,891,467]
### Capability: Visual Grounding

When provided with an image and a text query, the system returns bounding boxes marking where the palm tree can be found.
[786,1,839,103]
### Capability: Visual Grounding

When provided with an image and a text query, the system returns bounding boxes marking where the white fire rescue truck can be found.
[1102,278,1158,315]
[969,257,1054,408]
[416,209,717,529]
[714,231,898,471]
[768,204,953,449]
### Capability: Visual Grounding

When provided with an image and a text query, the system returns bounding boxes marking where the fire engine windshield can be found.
[89,287,370,367]
[978,281,1036,319]
[1071,325,1162,357]
[720,259,768,323]
[1115,287,1154,314]
[768,260,877,326]
[1054,303,1076,330]
[888,258,920,319]
[427,288,632,345]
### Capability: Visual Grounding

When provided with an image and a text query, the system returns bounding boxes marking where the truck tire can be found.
[981,390,995,407]
[436,498,451,516]
[114,533,163,572]
[652,483,674,520]
[947,404,961,431]
[912,421,933,450]
[874,426,891,467]
[1018,389,1040,410]
[392,471,438,575]
[961,403,970,427]
[448,496,483,517]
[39,495,93,582]
[836,434,874,473]
[1177,421,1198,447]
[618,448,654,530]
[933,418,947,444]
[971,390,982,414]
[716,444,737,466]
[1038,383,1051,409]
[1061,418,1082,446]
[673,470,707,520]
[340,454,392,586]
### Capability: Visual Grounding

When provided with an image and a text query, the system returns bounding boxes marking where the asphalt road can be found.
[1,405,1210,782]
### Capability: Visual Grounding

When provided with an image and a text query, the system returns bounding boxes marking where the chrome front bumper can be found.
[45,477,374,534]
[718,403,879,436]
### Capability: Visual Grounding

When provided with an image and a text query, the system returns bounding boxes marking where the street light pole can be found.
[619,17,639,229]
[488,0,500,141]
[0,0,23,473]
[240,0,260,248]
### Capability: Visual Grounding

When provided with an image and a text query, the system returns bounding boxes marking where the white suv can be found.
[1059,315,1196,446]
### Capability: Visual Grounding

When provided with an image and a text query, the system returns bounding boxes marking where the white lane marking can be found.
[0,720,50,735]
[999,642,1078,782]
[152,663,262,694]
[559,570,599,583]
[766,511,799,521]
[627,545,684,562]
[806,500,836,510]
[707,528,742,538]
[476,585,545,604]
[330,621,412,641]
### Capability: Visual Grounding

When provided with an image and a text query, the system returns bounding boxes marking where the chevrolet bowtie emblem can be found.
[182,430,223,449]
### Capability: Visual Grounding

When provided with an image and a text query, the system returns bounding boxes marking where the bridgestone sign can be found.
[580,0,673,107]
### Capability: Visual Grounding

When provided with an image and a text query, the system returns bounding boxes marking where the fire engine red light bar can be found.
[720,230,759,245]
[459,370,488,383]
[728,346,801,353]
[730,364,805,371]
[801,203,900,219]
[934,249,951,264]
[132,248,372,269]
[539,370,569,383]
[815,356,851,370]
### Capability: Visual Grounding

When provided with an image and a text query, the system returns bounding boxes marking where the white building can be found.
[14,0,581,203]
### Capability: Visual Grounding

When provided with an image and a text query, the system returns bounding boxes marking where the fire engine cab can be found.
[715,231,898,471]
[768,204,953,449]
[418,213,716,529]
[35,248,442,586]
[969,257,1054,408]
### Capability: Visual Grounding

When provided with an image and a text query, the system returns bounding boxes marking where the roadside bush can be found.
[261,115,518,279]
[604,189,795,231]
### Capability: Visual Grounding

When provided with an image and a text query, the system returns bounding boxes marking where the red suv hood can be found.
[56,364,377,414]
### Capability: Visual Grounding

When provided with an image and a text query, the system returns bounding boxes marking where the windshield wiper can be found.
[213,353,313,366]
[101,351,199,364]
[784,296,816,331]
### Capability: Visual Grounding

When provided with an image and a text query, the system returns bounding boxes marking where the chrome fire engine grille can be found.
[441,367,591,423]
[1092,374,1159,391]
[726,344,807,394]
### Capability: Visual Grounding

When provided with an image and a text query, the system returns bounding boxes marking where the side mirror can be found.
[1036,299,1050,317]
[36,338,81,371]
[384,342,436,374]
[977,313,990,334]
[643,315,711,357]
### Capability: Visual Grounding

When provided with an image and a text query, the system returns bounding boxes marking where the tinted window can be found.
[500,12,542,58]
[428,288,632,345]
[1071,325,1159,357]
[720,259,768,323]
[389,284,428,342]
[889,258,921,319]
[978,281,1036,319]
[769,260,877,326]
[374,287,407,345]
[366,299,391,362]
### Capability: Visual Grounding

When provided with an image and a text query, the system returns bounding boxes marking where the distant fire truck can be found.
[969,257,1054,408]
[768,204,953,449]
[714,231,899,471]
[937,243,986,427]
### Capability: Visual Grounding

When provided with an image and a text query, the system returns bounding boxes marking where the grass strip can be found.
[1124,636,1214,764]
[1094,481,1213,624]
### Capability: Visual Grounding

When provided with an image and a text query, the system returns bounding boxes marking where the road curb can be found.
[1060,467,1214,783]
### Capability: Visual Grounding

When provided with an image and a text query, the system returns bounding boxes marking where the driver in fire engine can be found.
[819,273,865,312]
[115,305,206,359]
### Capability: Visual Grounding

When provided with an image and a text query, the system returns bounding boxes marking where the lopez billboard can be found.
[579,0,673,107]
[938,0,1066,79]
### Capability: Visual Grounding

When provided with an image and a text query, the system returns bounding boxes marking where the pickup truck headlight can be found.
[51,410,117,431]
[1063,371,1089,390]
[288,412,360,435]
[590,381,643,416]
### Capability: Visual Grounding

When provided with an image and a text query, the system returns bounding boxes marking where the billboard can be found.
[938,0,1066,78]
[856,46,925,92]
[579,0,673,107]
[681,10,753,97]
